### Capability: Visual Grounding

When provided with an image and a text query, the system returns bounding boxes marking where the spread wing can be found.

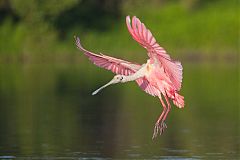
[126,16,183,91]
[75,36,141,76]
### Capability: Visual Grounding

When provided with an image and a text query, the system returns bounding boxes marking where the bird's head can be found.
[92,75,126,95]
[113,75,125,83]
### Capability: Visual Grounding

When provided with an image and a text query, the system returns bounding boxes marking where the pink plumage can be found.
[126,16,183,91]
[75,36,141,76]
[75,16,184,139]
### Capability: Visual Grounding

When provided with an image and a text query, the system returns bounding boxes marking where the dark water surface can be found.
[0,63,239,159]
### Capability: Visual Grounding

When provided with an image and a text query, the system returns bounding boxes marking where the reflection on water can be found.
[0,62,238,159]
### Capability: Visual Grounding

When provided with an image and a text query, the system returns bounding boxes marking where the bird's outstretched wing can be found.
[75,36,141,76]
[126,16,183,91]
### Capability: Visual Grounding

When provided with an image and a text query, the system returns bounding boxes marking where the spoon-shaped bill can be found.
[92,79,117,95]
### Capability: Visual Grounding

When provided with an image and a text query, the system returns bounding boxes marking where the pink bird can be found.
[75,16,184,139]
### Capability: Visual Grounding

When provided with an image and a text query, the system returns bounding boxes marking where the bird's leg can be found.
[162,94,171,123]
[152,95,167,139]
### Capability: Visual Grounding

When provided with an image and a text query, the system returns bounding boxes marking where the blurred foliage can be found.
[10,0,78,22]
[53,0,122,36]
[0,0,238,63]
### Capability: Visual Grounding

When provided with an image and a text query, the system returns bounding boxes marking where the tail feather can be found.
[173,92,184,108]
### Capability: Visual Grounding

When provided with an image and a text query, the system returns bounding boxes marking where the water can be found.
[0,62,239,159]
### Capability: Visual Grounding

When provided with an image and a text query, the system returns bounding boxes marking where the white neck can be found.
[123,64,147,82]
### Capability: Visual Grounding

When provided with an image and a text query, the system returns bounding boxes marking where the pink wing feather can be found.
[126,16,183,91]
[136,78,161,97]
[75,36,141,76]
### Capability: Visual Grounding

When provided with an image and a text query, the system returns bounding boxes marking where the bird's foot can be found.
[152,121,167,139]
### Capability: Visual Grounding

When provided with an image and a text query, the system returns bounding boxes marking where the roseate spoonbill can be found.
[74,16,184,139]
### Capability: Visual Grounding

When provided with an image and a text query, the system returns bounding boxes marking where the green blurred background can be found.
[0,0,239,159]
